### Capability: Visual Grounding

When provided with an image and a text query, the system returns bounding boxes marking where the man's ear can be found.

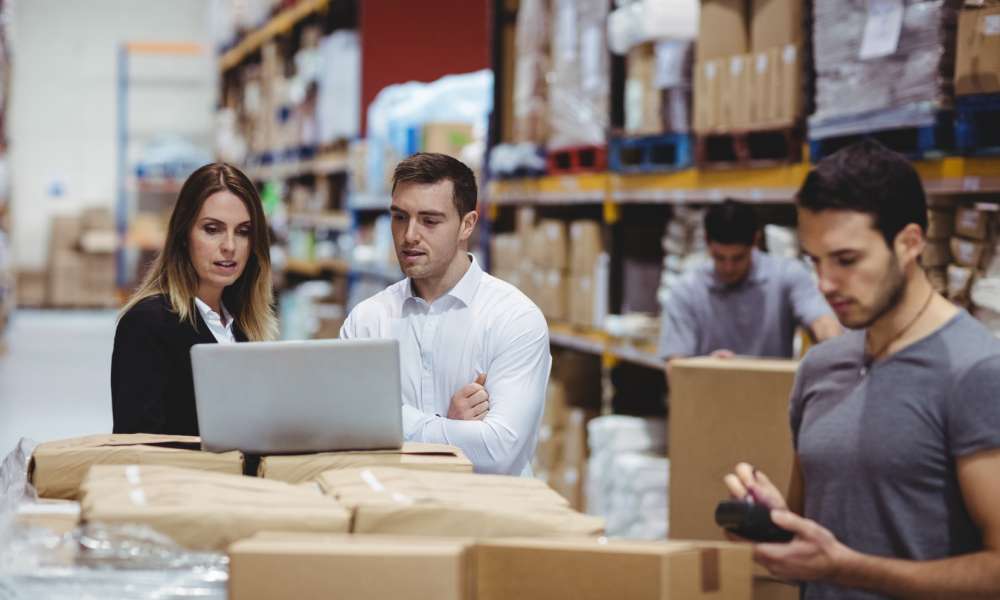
[459,210,479,242]
[893,223,925,266]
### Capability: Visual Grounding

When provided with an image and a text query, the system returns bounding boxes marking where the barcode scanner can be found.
[714,500,794,543]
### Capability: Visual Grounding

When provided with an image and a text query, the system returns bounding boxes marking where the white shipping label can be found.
[783,44,798,65]
[705,62,717,80]
[730,56,743,76]
[859,0,904,60]
[984,15,1000,36]
[756,53,769,74]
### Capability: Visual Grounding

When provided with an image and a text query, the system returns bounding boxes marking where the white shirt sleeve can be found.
[403,307,550,475]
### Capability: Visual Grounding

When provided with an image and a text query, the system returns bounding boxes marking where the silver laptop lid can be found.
[191,338,402,454]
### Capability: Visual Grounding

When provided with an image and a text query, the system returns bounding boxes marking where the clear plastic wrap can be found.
[585,416,667,525]
[513,0,550,144]
[547,0,610,149]
[809,0,960,139]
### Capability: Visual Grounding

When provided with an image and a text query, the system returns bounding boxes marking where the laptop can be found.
[191,338,403,454]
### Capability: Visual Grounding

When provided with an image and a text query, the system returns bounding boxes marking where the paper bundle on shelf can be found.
[547,0,610,149]
[585,415,667,538]
[809,0,959,140]
[657,206,706,310]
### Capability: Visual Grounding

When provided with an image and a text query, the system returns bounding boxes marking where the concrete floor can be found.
[0,309,117,456]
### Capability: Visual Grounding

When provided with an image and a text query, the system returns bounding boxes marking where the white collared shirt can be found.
[194,297,237,344]
[340,255,551,476]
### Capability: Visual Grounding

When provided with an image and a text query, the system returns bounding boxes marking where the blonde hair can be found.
[121,163,278,341]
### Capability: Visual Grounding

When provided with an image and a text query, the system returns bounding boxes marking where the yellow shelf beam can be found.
[486,156,1000,207]
[548,322,663,371]
[219,0,331,71]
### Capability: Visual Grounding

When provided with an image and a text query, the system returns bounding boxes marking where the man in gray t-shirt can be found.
[659,200,841,369]
[725,140,1000,598]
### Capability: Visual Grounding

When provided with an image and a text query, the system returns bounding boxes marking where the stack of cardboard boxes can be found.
[955,3,1000,97]
[923,198,955,294]
[625,40,694,136]
[948,204,997,306]
[46,208,117,308]
[694,0,803,134]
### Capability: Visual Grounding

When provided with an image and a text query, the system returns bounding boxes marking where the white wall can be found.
[9,0,216,270]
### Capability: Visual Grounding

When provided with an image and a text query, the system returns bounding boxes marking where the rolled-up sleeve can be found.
[404,307,550,475]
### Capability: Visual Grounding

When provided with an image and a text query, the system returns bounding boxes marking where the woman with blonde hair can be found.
[111,162,277,435]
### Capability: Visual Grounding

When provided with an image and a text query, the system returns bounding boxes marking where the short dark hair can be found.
[704,199,758,245]
[796,139,927,246]
[391,152,478,217]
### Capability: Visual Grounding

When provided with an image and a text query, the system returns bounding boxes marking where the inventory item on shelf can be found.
[585,415,668,539]
[79,465,351,551]
[317,467,605,537]
[547,0,610,150]
[46,208,118,309]
[954,3,1000,96]
[511,0,550,145]
[809,0,958,141]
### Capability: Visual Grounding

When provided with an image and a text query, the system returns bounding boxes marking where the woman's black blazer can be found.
[111,294,247,436]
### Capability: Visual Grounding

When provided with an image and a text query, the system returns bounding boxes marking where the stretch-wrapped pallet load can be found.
[513,0,550,144]
[809,0,959,140]
[547,0,610,149]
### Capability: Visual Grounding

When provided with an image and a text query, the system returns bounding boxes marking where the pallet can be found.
[809,112,955,163]
[956,94,1000,157]
[546,144,608,175]
[609,134,693,173]
[695,125,804,168]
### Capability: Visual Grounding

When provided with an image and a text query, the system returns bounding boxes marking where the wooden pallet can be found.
[956,94,1000,157]
[609,133,693,173]
[546,144,608,175]
[695,124,804,168]
[809,112,955,163]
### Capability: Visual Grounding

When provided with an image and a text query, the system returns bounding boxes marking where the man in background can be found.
[659,199,841,374]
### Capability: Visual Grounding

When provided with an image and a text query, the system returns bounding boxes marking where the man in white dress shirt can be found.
[340,152,551,475]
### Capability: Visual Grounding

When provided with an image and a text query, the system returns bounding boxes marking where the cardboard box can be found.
[536,268,569,322]
[30,434,244,500]
[257,443,473,483]
[751,50,777,125]
[15,499,81,534]
[954,205,993,241]
[668,358,798,541]
[551,407,597,510]
[754,576,800,600]
[80,465,351,551]
[955,6,1000,96]
[317,467,605,538]
[951,237,989,269]
[751,0,803,52]
[774,44,802,126]
[569,220,604,276]
[229,533,474,600]
[543,378,570,431]
[922,241,951,268]
[626,43,664,136]
[926,209,955,240]
[532,219,568,270]
[552,349,603,409]
[476,538,753,600]
[46,249,84,307]
[49,215,82,251]
[724,54,753,130]
[694,60,724,133]
[698,0,750,60]
[490,233,523,273]
[568,274,597,329]
[422,122,474,157]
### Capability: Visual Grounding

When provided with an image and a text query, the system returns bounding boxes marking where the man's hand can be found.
[448,373,489,420]
[754,510,855,582]
[710,349,735,359]
[724,462,788,510]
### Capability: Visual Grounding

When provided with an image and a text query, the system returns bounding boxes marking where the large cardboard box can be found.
[724,54,753,130]
[567,274,597,329]
[532,219,568,270]
[955,6,1000,96]
[668,358,798,541]
[80,465,351,551]
[754,576,800,600]
[751,50,777,125]
[490,233,523,273]
[626,43,663,136]
[694,59,724,133]
[698,0,750,60]
[569,220,603,276]
[229,533,474,600]
[551,407,598,510]
[258,443,473,483]
[317,467,605,538]
[476,538,753,599]
[774,44,802,126]
[30,434,244,500]
[751,0,803,52]
[951,237,989,269]
[954,205,993,241]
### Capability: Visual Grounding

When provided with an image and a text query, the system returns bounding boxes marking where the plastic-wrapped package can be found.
[585,416,666,521]
[603,453,669,539]
[764,224,800,259]
[809,0,960,139]
[513,0,549,144]
[547,0,610,149]
[316,31,361,146]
